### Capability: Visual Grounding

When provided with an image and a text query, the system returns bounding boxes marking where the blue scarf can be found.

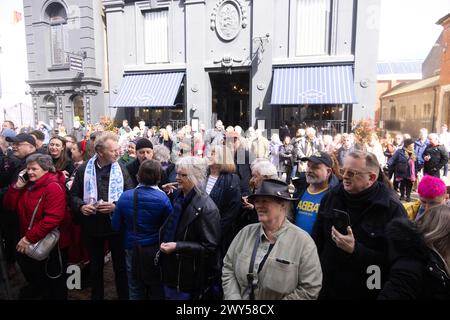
[83,154,124,203]
[162,189,196,242]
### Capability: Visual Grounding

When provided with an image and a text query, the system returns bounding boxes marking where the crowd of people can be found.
[0,117,449,300]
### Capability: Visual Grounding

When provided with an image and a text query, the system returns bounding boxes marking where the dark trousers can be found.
[399,179,413,198]
[0,210,19,265]
[85,233,128,300]
[16,247,68,300]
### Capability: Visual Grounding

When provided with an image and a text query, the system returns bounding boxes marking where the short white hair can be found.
[176,156,208,188]
[153,144,171,163]
[251,158,278,178]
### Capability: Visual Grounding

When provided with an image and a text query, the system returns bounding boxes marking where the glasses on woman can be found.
[176,172,188,177]
[339,168,372,178]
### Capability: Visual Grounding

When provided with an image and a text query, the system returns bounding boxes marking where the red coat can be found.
[3,171,71,248]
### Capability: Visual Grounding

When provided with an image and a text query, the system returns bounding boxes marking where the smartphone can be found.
[19,171,29,181]
[332,209,351,235]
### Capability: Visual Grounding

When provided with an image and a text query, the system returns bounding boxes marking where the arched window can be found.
[45,3,67,66]
[72,95,84,122]
[390,106,396,120]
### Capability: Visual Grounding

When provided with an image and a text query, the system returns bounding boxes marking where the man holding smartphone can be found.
[311,151,407,300]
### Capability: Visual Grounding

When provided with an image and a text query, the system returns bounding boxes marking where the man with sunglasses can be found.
[312,151,407,300]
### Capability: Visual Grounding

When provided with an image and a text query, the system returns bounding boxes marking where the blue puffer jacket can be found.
[112,185,173,249]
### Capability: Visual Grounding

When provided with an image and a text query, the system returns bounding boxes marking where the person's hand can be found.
[62,170,70,179]
[160,242,176,254]
[15,169,28,189]
[162,182,178,195]
[242,196,254,210]
[424,155,431,162]
[331,226,355,254]
[16,237,30,254]
[96,202,115,214]
[81,204,96,216]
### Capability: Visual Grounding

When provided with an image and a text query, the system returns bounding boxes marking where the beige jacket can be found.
[222,219,322,300]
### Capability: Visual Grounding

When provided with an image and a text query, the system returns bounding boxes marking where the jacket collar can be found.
[330,182,392,209]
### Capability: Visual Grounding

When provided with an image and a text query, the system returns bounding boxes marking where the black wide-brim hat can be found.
[248,179,298,202]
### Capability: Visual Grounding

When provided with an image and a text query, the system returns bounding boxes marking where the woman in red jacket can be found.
[3,153,71,300]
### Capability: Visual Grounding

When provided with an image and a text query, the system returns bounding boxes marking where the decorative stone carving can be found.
[211,0,247,41]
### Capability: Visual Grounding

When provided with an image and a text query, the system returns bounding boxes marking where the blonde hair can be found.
[209,145,236,173]
[418,204,450,261]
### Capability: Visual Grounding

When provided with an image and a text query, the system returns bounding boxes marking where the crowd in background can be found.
[0,117,449,300]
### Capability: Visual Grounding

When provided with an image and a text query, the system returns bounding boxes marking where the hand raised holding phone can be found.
[15,169,29,189]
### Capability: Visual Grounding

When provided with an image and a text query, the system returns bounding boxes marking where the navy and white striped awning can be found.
[111,72,184,107]
[270,65,357,105]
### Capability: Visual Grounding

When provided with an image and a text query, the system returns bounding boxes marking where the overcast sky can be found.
[378,0,450,61]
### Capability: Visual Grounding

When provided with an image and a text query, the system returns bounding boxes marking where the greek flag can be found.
[69,54,83,73]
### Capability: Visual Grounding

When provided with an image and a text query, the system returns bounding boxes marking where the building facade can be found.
[380,13,450,136]
[104,0,380,133]
[23,0,106,130]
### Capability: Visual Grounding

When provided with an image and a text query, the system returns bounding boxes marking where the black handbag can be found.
[131,189,160,286]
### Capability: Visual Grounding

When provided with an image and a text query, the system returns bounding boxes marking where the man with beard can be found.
[294,152,339,234]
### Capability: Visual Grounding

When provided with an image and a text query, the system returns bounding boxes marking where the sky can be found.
[0,0,32,125]
[378,0,450,61]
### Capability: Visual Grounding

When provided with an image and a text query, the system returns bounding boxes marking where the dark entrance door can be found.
[210,72,250,130]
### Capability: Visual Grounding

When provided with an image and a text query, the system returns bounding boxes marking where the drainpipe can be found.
[431,86,438,132]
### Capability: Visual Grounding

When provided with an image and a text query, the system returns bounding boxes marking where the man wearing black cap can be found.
[126,138,154,187]
[293,152,339,234]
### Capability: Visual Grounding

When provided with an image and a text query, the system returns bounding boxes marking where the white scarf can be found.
[83,154,124,204]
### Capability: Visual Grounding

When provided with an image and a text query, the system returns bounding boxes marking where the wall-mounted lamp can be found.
[191,104,198,112]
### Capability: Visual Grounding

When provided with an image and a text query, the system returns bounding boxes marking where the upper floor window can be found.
[45,3,68,66]
[144,9,169,63]
[296,0,331,56]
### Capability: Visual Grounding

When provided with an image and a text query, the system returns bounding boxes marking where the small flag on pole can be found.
[13,10,22,24]
[69,54,84,73]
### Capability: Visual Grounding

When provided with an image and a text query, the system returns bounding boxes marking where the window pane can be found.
[144,10,169,63]
[296,0,331,56]
[51,24,66,65]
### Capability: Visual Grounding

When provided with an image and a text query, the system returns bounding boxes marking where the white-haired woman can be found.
[153,144,176,184]
[269,133,282,176]
[222,179,322,300]
[159,156,221,300]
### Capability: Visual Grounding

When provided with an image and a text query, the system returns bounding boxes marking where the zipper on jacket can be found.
[177,225,190,292]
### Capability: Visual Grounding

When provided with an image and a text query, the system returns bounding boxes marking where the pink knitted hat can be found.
[418,175,447,199]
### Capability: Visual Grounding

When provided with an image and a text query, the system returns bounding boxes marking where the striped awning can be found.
[270,65,357,105]
[111,72,184,107]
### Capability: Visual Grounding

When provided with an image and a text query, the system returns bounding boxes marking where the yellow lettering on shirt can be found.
[297,200,320,214]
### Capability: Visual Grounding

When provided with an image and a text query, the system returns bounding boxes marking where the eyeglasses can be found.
[339,168,372,178]
[176,172,188,177]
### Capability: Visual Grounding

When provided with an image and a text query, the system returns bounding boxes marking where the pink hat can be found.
[418,175,447,199]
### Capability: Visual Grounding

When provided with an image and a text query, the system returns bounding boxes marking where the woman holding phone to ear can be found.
[3,154,71,300]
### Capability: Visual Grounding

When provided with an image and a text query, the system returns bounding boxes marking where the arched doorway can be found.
[72,95,84,124]
[40,95,58,127]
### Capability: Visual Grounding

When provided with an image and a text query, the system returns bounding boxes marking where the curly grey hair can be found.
[26,154,56,172]
[153,144,171,163]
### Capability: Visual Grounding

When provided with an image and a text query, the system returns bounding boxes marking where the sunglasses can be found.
[339,168,372,178]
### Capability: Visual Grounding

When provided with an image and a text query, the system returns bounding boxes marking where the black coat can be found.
[126,158,141,187]
[234,148,252,196]
[311,182,407,300]
[159,190,221,295]
[378,218,450,300]
[208,173,241,257]
[69,160,134,236]
[422,144,448,175]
